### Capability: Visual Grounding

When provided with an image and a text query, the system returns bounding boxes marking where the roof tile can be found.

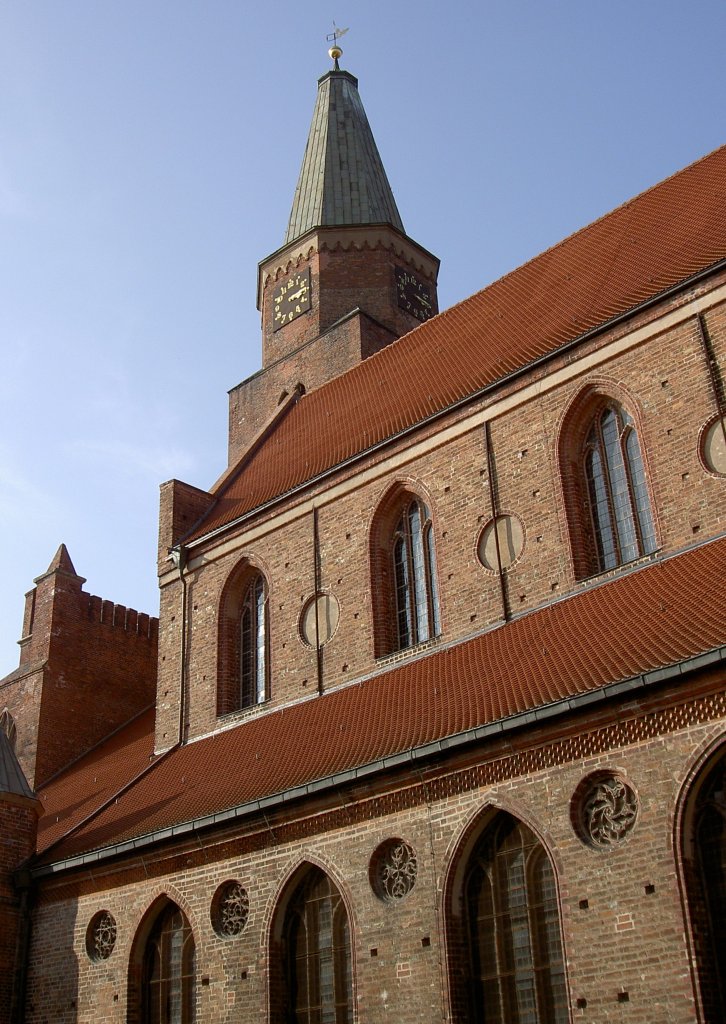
[38,538,726,863]
[193,146,726,541]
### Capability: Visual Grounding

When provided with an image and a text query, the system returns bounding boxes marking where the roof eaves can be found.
[29,644,726,879]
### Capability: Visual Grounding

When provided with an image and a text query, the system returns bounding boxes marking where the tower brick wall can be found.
[0,551,158,788]
[228,309,397,464]
[0,793,37,1024]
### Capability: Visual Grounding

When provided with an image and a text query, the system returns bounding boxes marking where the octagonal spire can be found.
[285,70,404,244]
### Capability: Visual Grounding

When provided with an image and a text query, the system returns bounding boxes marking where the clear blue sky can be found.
[1,0,725,675]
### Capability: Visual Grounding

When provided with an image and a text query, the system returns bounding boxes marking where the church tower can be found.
[228,53,440,463]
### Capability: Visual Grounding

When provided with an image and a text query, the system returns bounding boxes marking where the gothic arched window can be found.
[283,867,353,1023]
[583,404,656,573]
[392,498,440,650]
[683,753,726,1021]
[218,568,269,716]
[464,813,568,1024]
[239,573,268,709]
[141,903,196,1024]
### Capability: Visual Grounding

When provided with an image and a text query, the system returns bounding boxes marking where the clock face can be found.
[273,267,312,331]
[395,266,433,323]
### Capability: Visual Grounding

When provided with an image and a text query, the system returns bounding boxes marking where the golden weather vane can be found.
[326,22,349,69]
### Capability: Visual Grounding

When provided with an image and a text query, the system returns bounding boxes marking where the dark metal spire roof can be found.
[0,727,34,800]
[285,70,404,244]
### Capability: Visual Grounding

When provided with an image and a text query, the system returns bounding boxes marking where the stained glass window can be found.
[240,573,267,708]
[142,904,196,1024]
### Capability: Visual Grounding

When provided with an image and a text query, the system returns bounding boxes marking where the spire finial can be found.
[326,22,349,70]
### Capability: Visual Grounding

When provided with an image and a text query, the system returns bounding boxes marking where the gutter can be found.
[180,259,726,554]
[29,645,726,879]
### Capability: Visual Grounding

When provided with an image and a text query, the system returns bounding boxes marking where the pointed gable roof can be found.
[0,727,34,800]
[45,543,77,577]
[284,70,404,244]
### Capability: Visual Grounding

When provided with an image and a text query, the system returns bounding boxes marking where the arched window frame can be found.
[583,404,657,572]
[391,497,441,650]
[128,898,197,1024]
[218,563,270,717]
[558,388,658,581]
[269,864,354,1024]
[679,747,726,1023]
[447,811,570,1024]
[0,709,17,751]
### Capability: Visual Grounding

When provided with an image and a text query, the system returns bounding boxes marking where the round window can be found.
[299,593,340,647]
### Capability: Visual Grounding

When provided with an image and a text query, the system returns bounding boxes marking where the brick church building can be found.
[1,53,726,1024]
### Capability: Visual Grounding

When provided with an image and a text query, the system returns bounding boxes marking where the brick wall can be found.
[25,673,726,1022]
[0,793,38,1022]
[155,277,726,748]
[0,556,158,788]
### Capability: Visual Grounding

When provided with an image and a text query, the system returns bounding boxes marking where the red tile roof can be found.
[190,145,726,540]
[37,537,726,864]
[37,708,156,853]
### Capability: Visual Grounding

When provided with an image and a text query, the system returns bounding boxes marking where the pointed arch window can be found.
[464,813,568,1024]
[283,867,353,1023]
[393,498,441,650]
[141,903,196,1024]
[239,573,267,709]
[684,753,726,1021]
[218,568,269,717]
[583,404,656,572]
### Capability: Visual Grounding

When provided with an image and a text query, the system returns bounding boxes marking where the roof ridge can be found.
[190,141,726,541]
[429,143,726,328]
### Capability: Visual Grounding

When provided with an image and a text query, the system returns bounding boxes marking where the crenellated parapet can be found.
[0,545,158,788]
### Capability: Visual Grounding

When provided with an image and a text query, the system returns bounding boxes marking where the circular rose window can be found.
[211,881,250,938]
[573,773,638,848]
[701,415,726,476]
[86,910,117,962]
[370,839,418,902]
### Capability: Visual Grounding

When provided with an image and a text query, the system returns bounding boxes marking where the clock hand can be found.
[288,286,307,301]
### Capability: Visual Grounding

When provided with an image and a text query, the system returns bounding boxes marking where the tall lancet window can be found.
[240,573,267,708]
[464,813,568,1024]
[393,498,440,650]
[584,404,656,572]
[141,903,196,1024]
[283,867,353,1023]
[683,752,726,1022]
